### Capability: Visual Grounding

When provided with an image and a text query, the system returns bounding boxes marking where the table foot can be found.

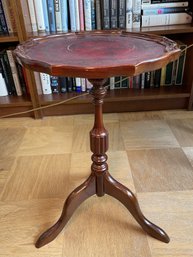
[35,173,96,248]
[104,171,170,243]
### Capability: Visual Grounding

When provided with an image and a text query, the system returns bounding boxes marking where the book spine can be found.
[0,71,8,96]
[79,0,85,31]
[154,69,161,88]
[67,77,73,92]
[81,78,86,91]
[91,0,96,30]
[6,0,17,32]
[86,79,92,91]
[47,0,56,32]
[142,7,188,15]
[61,0,68,32]
[142,2,189,9]
[40,73,52,94]
[126,0,132,29]
[96,0,101,30]
[50,76,60,93]
[110,0,118,29]
[84,0,92,31]
[16,64,27,94]
[102,0,110,29]
[6,50,23,96]
[59,76,67,93]
[175,42,187,85]
[144,71,151,88]
[0,0,8,33]
[165,62,173,85]
[54,0,62,31]
[132,0,141,28]
[110,77,115,90]
[140,73,145,89]
[27,0,38,32]
[1,0,13,33]
[42,0,50,32]
[75,0,80,31]
[75,77,82,92]
[121,76,128,88]
[152,0,187,3]
[160,66,166,86]
[119,0,126,29]
[141,13,192,27]
[114,76,121,89]
[33,0,46,31]
[69,0,77,31]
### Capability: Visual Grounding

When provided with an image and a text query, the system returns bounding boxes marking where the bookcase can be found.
[1,0,193,119]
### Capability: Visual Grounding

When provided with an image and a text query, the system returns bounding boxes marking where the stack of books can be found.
[141,0,192,27]
[0,48,27,96]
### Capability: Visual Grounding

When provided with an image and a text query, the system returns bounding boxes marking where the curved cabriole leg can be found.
[35,174,96,248]
[104,172,170,243]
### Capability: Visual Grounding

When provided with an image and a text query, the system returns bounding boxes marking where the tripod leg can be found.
[35,173,96,248]
[104,172,170,243]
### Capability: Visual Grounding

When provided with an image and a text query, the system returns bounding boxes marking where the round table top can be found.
[14,31,180,78]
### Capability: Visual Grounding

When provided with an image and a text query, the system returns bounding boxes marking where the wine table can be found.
[15,31,180,248]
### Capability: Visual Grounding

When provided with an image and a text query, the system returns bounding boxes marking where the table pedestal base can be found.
[35,79,170,248]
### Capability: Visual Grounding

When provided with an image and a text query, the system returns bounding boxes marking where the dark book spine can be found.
[59,76,67,93]
[0,0,8,34]
[110,0,118,29]
[154,69,162,88]
[102,0,110,29]
[50,76,59,93]
[67,77,73,92]
[144,72,151,88]
[119,0,126,29]
[151,0,185,3]
[176,44,187,85]
[16,63,27,94]
[91,0,96,29]
[0,51,16,94]
[165,62,173,85]
[47,0,56,32]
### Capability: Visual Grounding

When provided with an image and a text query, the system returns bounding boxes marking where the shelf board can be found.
[40,86,190,105]
[0,33,19,43]
[139,24,193,35]
[0,95,32,107]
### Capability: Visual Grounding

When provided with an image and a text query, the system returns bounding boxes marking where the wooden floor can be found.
[0,109,193,257]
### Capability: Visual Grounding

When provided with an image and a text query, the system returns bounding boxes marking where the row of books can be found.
[0,0,16,34]
[27,0,192,33]
[34,40,186,94]
[141,0,192,27]
[0,49,28,96]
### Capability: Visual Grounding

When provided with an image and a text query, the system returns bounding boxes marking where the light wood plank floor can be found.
[1,110,193,257]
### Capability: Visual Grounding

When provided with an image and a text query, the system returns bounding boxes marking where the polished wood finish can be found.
[14,31,180,248]
[35,79,169,248]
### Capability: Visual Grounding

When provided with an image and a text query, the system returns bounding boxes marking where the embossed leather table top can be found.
[15,31,180,78]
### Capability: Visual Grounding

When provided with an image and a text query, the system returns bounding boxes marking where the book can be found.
[154,68,162,88]
[75,77,82,92]
[132,0,141,28]
[101,0,110,29]
[50,76,60,93]
[34,72,43,95]
[141,12,192,27]
[175,41,187,85]
[59,76,67,93]
[120,76,128,88]
[144,71,151,88]
[142,2,189,9]
[4,0,17,33]
[33,0,46,32]
[55,0,63,32]
[110,0,118,29]
[84,0,92,31]
[126,0,132,29]
[165,62,174,85]
[69,0,77,31]
[96,0,102,29]
[79,0,85,31]
[40,73,52,94]
[91,0,96,29]
[142,7,188,15]
[152,0,188,3]
[81,78,86,91]
[160,66,166,86]
[0,62,8,96]
[6,50,22,96]
[0,50,16,95]
[110,77,115,90]
[47,0,56,32]
[61,0,68,32]
[42,0,50,32]
[119,0,126,29]
[115,76,121,89]
[27,0,38,32]
[75,0,80,31]
[67,77,73,91]
[1,0,14,33]
[0,0,8,34]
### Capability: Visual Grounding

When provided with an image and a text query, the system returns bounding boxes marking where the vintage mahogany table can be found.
[15,31,180,248]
